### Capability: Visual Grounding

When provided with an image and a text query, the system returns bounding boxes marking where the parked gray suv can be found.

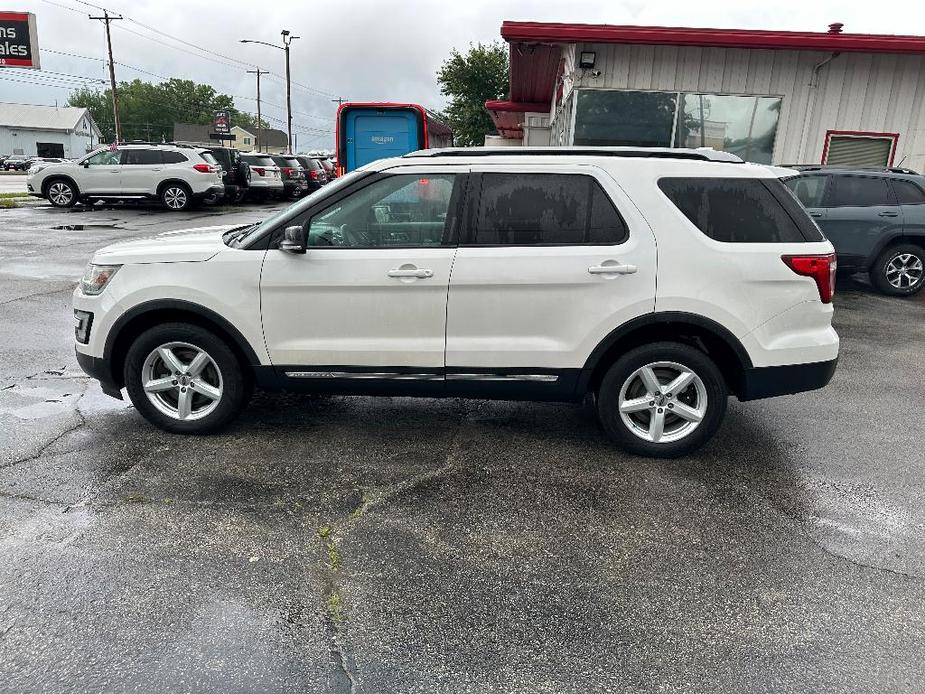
[784,166,925,296]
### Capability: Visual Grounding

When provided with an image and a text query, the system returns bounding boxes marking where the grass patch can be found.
[0,199,16,209]
[0,192,27,199]
[318,525,342,572]
[327,591,344,622]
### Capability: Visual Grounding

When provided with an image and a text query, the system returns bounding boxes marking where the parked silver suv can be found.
[27,143,224,211]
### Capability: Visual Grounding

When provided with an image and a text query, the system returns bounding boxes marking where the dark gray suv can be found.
[784,167,925,296]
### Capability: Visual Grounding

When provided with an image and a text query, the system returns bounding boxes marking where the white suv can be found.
[72,147,839,457]
[28,143,224,210]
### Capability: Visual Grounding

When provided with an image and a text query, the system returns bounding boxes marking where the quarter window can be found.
[891,179,925,205]
[161,151,187,164]
[473,173,627,246]
[307,174,457,248]
[659,177,819,243]
[825,175,895,207]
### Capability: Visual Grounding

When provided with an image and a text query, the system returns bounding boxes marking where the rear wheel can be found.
[597,342,727,458]
[871,244,925,296]
[124,323,249,434]
[45,179,77,208]
[160,183,192,211]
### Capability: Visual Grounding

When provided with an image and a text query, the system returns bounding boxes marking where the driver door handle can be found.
[878,210,899,217]
[387,268,433,279]
[588,263,637,275]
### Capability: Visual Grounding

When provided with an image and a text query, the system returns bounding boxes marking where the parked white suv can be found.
[28,143,224,210]
[72,147,839,457]
[239,153,285,200]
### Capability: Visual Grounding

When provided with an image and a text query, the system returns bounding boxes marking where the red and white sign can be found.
[0,11,39,69]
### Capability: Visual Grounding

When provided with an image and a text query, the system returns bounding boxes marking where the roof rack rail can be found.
[117,140,201,149]
[784,164,920,175]
[404,146,744,163]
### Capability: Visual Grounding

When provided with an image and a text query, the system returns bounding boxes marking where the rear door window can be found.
[658,177,823,243]
[122,149,163,165]
[471,173,628,245]
[784,175,827,208]
[825,175,896,207]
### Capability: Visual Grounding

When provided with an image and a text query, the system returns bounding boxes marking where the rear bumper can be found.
[192,184,225,202]
[75,349,123,400]
[739,358,837,401]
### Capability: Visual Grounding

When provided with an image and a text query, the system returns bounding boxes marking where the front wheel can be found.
[124,323,249,434]
[45,179,78,208]
[160,183,192,211]
[596,342,727,458]
[871,244,925,296]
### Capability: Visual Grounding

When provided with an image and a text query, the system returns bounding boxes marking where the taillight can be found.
[254,167,265,176]
[782,253,836,303]
[309,169,320,180]
[281,167,292,176]
[192,163,212,173]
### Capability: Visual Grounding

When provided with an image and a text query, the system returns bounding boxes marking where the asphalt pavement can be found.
[1,199,924,693]
[0,173,28,194]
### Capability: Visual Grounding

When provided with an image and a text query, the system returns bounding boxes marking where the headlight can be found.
[80,264,121,295]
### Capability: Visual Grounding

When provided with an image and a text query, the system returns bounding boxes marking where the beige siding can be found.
[558,43,925,170]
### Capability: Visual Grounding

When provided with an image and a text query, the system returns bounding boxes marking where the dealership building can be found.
[0,102,100,158]
[486,21,925,170]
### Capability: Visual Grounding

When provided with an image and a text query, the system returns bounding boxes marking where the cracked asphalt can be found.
[1,198,924,693]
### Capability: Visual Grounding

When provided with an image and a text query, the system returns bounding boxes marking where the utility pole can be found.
[331,96,347,108]
[89,10,123,143]
[246,68,268,152]
[281,30,299,154]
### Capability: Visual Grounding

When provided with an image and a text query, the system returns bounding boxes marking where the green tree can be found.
[437,42,508,147]
[68,78,269,143]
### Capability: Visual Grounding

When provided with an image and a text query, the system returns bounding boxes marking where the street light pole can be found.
[240,32,299,154]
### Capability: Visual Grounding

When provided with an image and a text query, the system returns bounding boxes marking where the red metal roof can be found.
[487,20,925,139]
[500,21,925,54]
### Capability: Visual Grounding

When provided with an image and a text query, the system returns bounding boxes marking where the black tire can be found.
[124,323,249,434]
[159,182,192,211]
[596,341,727,458]
[44,178,78,208]
[870,244,925,296]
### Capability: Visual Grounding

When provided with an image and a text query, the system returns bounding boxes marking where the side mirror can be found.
[279,225,306,254]
[83,162,90,168]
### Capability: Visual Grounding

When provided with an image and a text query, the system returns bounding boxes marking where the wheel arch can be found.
[866,230,917,269]
[41,174,80,197]
[579,312,753,398]
[104,299,261,389]
[156,178,192,196]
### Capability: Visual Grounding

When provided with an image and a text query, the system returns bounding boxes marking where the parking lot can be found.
[1,198,924,693]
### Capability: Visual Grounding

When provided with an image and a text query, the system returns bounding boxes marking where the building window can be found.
[823,131,897,167]
[573,89,782,164]
[244,137,251,145]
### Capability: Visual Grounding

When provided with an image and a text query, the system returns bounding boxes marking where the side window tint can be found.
[122,149,163,165]
[307,174,456,248]
[474,173,627,245]
[892,179,925,205]
[162,151,187,164]
[86,150,120,166]
[658,177,809,243]
[784,175,827,208]
[826,175,895,207]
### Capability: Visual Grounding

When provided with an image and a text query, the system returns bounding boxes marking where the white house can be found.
[486,21,925,170]
[0,102,101,158]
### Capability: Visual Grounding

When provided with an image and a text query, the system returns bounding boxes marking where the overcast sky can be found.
[3,0,921,149]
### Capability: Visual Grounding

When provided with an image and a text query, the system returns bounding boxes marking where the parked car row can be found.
[25,142,335,211]
[2,154,70,171]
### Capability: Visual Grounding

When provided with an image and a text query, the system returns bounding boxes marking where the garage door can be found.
[824,134,895,167]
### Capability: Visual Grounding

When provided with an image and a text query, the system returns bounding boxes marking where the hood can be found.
[91,225,239,265]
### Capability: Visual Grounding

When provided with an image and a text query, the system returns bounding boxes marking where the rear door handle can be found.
[878,211,899,217]
[387,268,433,279]
[589,263,637,275]
[808,211,824,218]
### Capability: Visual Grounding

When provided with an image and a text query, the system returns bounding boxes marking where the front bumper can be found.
[75,349,123,400]
[739,358,838,401]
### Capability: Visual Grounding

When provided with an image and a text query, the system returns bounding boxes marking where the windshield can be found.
[231,169,368,247]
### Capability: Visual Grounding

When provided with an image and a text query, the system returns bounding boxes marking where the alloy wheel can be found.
[885,252,924,290]
[163,186,188,209]
[141,342,223,421]
[618,361,708,444]
[48,182,73,206]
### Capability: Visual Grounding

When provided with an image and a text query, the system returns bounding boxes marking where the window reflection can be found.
[674,94,781,164]
[572,89,782,164]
